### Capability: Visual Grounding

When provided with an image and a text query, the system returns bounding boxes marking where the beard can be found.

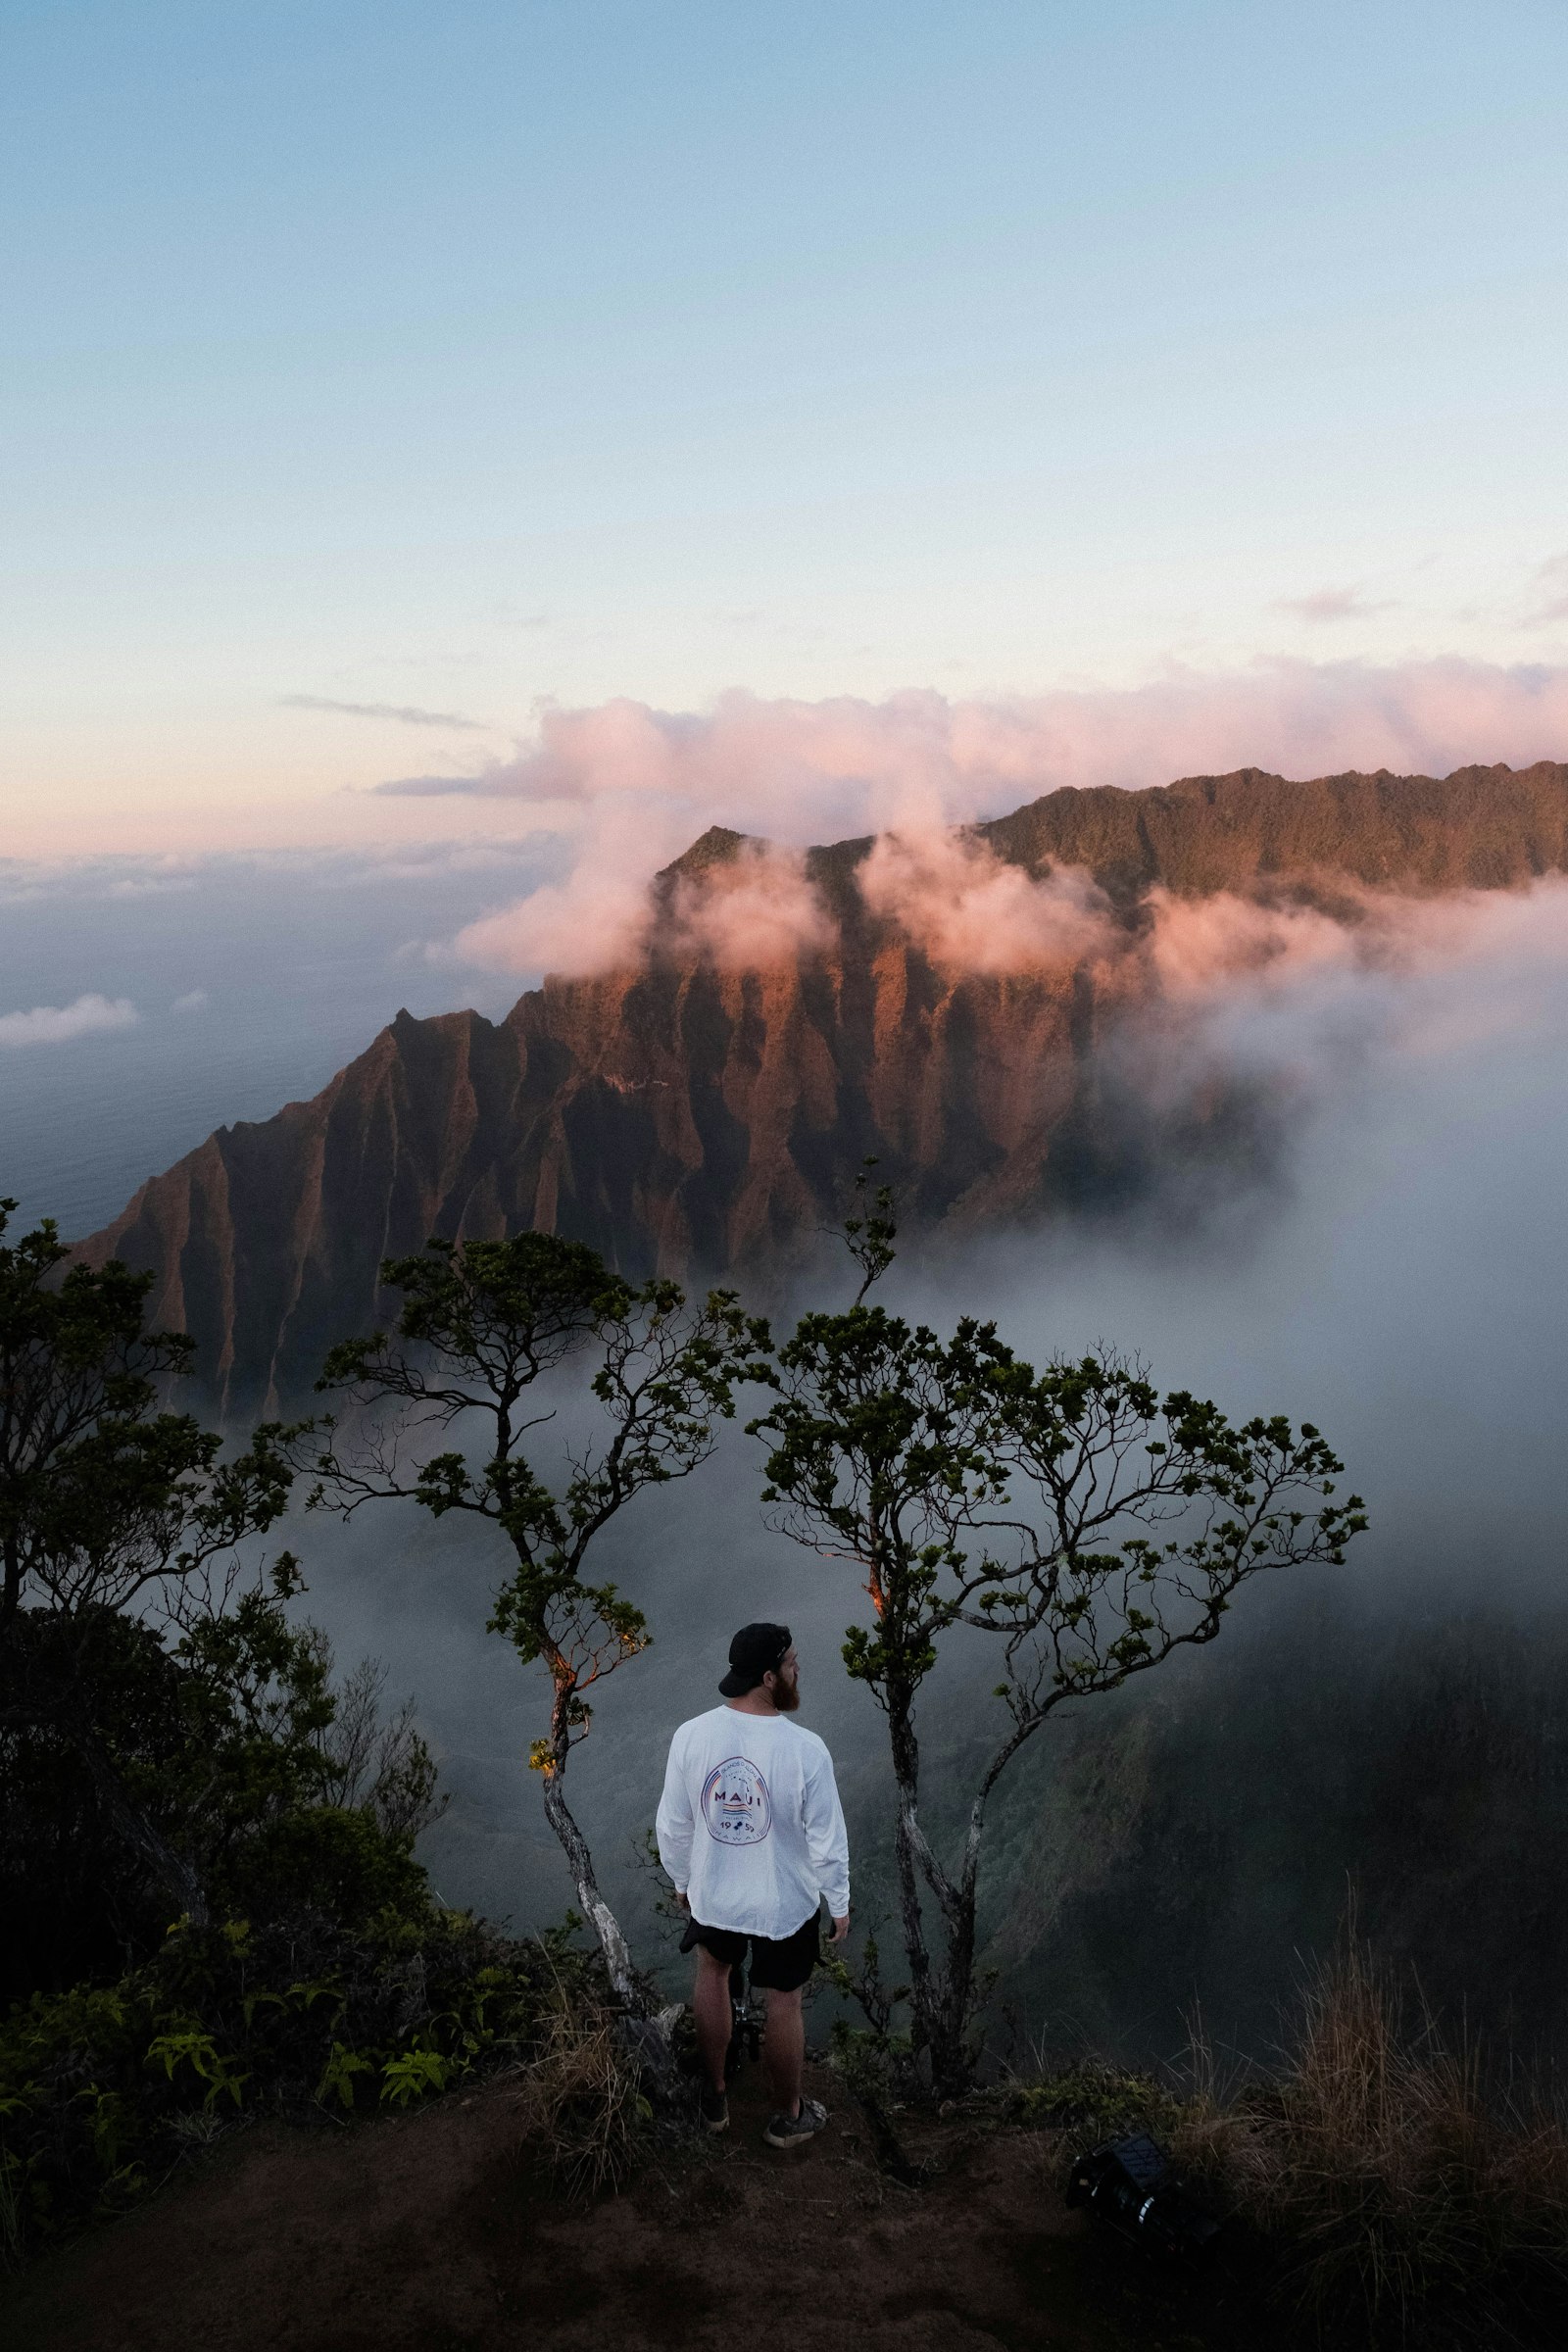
[772,1668,802,1712]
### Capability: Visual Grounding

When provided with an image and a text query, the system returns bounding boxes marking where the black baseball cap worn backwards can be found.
[719,1622,792,1697]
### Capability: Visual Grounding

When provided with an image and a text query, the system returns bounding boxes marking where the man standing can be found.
[657,1621,851,2147]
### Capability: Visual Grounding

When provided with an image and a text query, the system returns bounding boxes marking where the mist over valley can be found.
[19,765,1561,2071]
[282,870,1568,2064]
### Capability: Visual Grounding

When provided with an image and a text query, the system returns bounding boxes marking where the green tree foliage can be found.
[307,1232,769,2009]
[752,1189,1367,2093]
[0,1201,444,2007]
[0,1203,300,1932]
[0,1206,295,1627]
[0,1205,628,2267]
[3,1560,443,2001]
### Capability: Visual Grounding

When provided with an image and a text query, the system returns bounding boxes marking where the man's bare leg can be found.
[762,1984,805,2120]
[693,1945,732,2094]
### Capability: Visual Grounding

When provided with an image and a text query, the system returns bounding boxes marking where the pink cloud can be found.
[453,794,658,975]
[1142,874,1568,1036]
[669,845,834,971]
[1144,890,1362,997]
[1271,587,1391,625]
[1164,879,1568,1119]
[859,830,1113,974]
[452,829,832,979]
[446,660,1568,830]
[445,660,1568,982]
[454,871,650,977]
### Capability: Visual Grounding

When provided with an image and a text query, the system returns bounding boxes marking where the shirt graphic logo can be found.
[702,1756,772,1845]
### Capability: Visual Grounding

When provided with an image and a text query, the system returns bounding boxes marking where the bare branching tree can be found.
[310,1642,447,1841]
[752,1200,1367,2094]
[306,1232,769,2011]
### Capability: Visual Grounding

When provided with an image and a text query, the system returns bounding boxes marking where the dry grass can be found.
[1175,1937,1568,2346]
[510,1987,653,2201]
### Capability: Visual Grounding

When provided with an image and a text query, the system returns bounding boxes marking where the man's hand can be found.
[675,1889,690,1913]
[829,1912,850,1944]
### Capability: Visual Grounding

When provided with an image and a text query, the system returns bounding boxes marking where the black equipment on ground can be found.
[1064,2133,1220,2263]
[724,1961,762,2082]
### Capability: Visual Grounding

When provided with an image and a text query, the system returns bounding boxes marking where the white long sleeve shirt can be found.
[656,1704,851,1939]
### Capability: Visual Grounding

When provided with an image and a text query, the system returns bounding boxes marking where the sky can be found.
[5,1,1568,862]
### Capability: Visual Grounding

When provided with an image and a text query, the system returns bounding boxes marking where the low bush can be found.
[1007,2058,1178,2145]
[0,1898,607,2266]
[215,1801,431,1931]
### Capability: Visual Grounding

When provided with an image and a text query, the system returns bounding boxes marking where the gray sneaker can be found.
[762,2096,828,2150]
[700,2085,729,2134]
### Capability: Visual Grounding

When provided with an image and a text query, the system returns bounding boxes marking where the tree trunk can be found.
[537,1740,682,2099]
[80,1737,211,1927]
[887,1682,979,2098]
[892,1789,935,2025]
[923,1895,977,2099]
[538,1761,641,2008]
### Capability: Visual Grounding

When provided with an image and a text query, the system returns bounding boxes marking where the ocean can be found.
[0,844,556,1239]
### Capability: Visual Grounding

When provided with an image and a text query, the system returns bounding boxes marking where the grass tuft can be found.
[1176,1935,1568,2346]
[511,1986,652,2201]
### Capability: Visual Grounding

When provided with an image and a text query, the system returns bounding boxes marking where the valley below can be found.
[9,760,1568,2347]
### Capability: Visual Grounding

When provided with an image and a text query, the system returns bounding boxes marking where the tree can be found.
[751,1199,1367,2093]
[306,1232,768,2011]
[0,1203,299,1928]
[309,1642,446,1843]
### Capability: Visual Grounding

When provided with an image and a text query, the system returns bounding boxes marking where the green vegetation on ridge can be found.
[8,1187,1568,2347]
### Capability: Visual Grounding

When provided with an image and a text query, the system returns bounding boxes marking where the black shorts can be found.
[679,1908,821,1992]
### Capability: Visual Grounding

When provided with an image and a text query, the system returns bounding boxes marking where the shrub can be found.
[0,1902,607,2266]
[214,1803,429,1931]
[1,1598,441,2005]
[1008,2058,1178,2144]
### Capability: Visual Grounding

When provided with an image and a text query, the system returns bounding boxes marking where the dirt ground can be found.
[6,2060,1271,2352]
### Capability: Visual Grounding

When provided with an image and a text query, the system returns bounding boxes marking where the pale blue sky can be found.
[3,1,1567,849]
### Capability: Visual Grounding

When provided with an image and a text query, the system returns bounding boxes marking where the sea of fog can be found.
[6,858,1568,2057]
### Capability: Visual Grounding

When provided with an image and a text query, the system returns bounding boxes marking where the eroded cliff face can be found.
[84,946,1149,1414]
[79,760,1568,1413]
[972,760,1568,898]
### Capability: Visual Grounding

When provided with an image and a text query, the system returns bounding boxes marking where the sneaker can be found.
[700,2084,729,2134]
[762,2097,828,2150]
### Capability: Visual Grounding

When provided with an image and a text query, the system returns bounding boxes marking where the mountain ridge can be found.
[79,760,1568,1413]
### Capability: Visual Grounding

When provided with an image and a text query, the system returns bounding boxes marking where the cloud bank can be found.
[436,659,1568,982]
[0,994,139,1050]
